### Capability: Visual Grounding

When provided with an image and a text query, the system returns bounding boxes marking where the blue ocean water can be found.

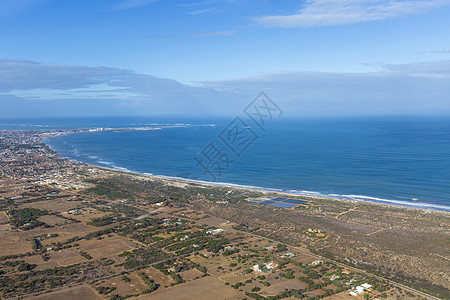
[2,116,450,212]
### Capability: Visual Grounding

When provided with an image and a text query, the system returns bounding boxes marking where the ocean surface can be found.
[2,116,450,212]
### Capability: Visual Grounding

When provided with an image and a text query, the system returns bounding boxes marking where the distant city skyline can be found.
[1,0,450,117]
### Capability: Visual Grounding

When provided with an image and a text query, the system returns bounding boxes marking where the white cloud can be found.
[111,0,160,11]
[256,0,450,28]
[147,30,234,39]
[187,8,215,15]
[1,83,142,100]
[198,60,450,116]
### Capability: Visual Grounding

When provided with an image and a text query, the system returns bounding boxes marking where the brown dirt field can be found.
[133,276,245,300]
[19,198,83,213]
[139,267,174,288]
[217,270,255,285]
[23,254,45,265]
[201,216,230,227]
[76,235,136,259]
[260,279,306,296]
[190,255,236,278]
[38,215,70,226]
[94,267,175,298]
[48,249,86,266]
[26,285,102,300]
[324,291,360,300]
[64,207,109,223]
[0,210,9,223]
[95,272,147,297]
[24,249,86,271]
[178,269,203,282]
[293,255,319,264]
[0,223,98,256]
[0,231,33,256]
[0,223,11,236]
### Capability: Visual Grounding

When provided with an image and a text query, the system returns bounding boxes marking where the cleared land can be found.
[26,285,101,300]
[134,277,245,300]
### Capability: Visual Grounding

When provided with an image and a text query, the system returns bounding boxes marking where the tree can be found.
[276,243,287,252]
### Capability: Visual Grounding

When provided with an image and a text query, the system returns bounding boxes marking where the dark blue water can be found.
[2,116,450,211]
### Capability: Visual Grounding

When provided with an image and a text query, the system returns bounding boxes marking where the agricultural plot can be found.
[74,234,136,260]
[19,198,84,214]
[0,211,9,223]
[27,285,101,300]
[134,276,245,300]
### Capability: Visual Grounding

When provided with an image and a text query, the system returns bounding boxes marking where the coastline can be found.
[98,165,450,215]
[49,149,450,214]
[42,129,450,214]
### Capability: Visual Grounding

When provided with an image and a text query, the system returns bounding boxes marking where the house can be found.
[253,264,263,273]
[265,246,274,250]
[329,274,340,281]
[350,283,372,296]
[310,260,323,266]
[361,283,372,289]
[266,262,278,270]
[206,228,224,235]
[253,262,279,273]
[285,252,295,258]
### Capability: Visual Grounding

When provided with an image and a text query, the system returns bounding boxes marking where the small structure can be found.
[350,283,372,296]
[266,262,278,270]
[206,228,224,235]
[253,264,263,273]
[361,283,372,289]
[253,262,279,273]
[310,260,323,266]
[329,274,340,281]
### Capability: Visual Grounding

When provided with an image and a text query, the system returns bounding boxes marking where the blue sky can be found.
[1,0,450,117]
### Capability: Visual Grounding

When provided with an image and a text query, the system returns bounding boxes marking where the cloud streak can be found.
[1,83,142,100]
[198,60,450,116]
[110,0,160,11]
[0,59,130,90]
[1,59,449,118]
[0,59,234,118]
[256,0,450,28]
[147,30,234,39]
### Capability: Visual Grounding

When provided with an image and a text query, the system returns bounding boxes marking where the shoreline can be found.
[54,152,450,214]
[42,130,450,214]
[98,165,450,214]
